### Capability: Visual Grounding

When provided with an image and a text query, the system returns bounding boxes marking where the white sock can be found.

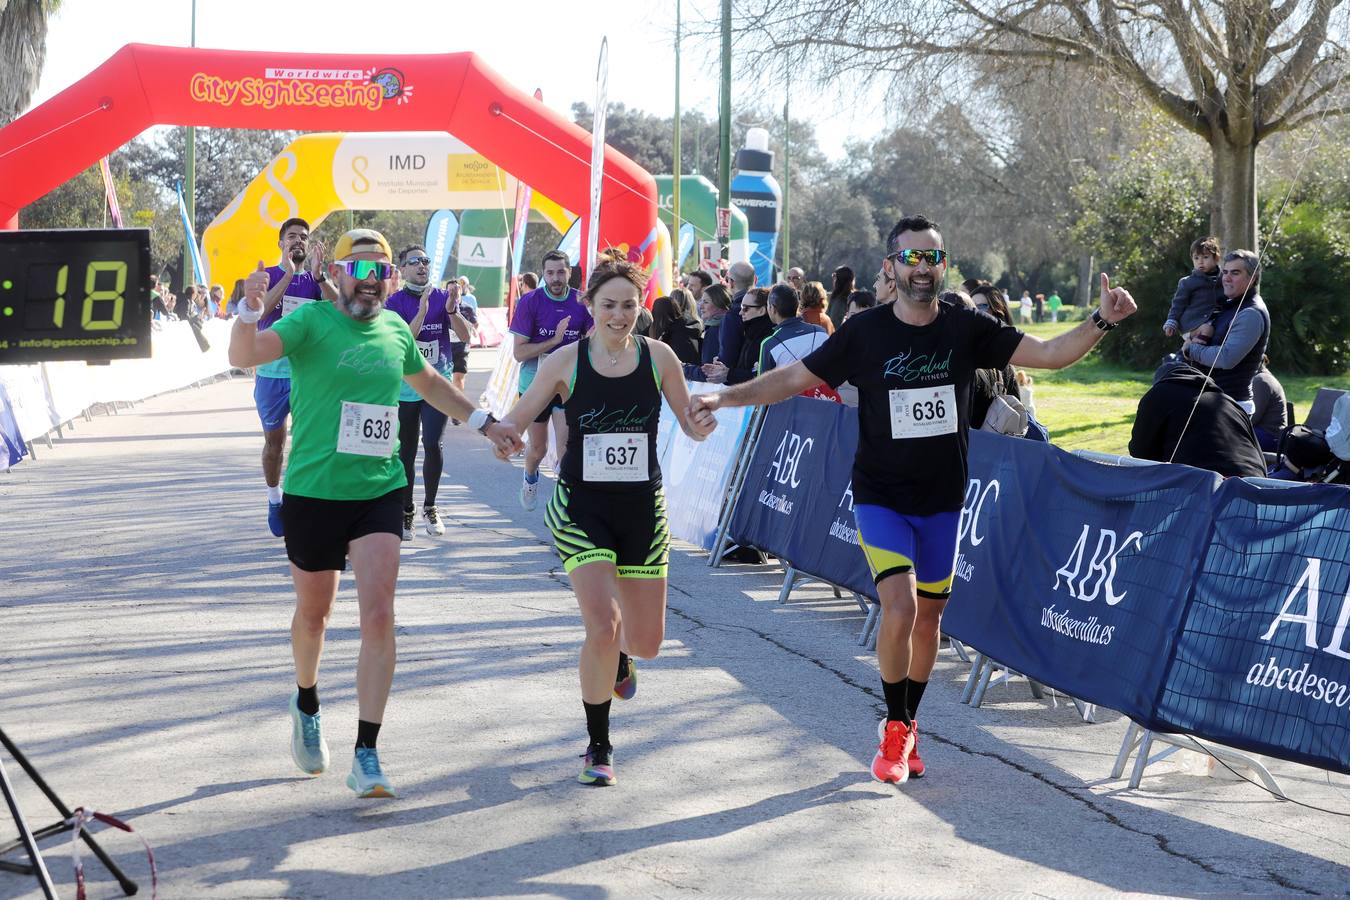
[267,485,283,504]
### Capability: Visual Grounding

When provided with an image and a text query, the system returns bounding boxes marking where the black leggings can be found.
[397,400,449,510]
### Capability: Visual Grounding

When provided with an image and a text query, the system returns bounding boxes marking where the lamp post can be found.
[182,0,197,291]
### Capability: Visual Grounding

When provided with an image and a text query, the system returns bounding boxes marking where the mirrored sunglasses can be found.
[889,248,948,267]
[339,260,395,280]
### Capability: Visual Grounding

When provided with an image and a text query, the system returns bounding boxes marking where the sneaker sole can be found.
[346,775,395,798]
[578,772,616,787]
[870,753,911,785]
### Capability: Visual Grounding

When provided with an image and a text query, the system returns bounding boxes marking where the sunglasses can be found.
[401,255,432,266]
[889,249,948,267]
[338,260,395,280]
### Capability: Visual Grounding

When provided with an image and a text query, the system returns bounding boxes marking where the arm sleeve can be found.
[402,330,425,376]
[1164,277,1190,324]
[719,309,743,364]
[508,296,533,338]
[970,313,1025,370]
[800,322,856,389]
[1251,373,1271,421]
[758,334,778,375]
[1187,308,1263,369]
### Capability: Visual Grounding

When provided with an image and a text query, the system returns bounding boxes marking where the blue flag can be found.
[175,180,209,285]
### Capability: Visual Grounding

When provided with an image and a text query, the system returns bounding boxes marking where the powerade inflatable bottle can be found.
[730,127,782,286]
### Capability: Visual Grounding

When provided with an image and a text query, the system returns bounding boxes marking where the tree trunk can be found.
[1210,135,1259,254]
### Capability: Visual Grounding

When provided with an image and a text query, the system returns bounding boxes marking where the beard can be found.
[289,246,307,263]
[340,292,384,320]
[899,271,939,304]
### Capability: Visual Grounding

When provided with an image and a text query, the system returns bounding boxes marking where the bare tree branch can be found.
[1263,102,1350,134]
[1261,0,1342,113]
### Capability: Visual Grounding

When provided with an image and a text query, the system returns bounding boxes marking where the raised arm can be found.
[228,262,285,368]
[1010,273,1138,370]
[512,315,571,363]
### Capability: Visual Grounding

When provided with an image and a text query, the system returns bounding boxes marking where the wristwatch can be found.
[467,409,497,434]
[1091,309,1117,332]
[315,269,328,284]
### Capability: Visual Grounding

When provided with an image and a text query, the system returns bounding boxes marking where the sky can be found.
[29,0,882,161]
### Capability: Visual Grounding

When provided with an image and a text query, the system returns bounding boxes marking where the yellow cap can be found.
[333,228,392,261]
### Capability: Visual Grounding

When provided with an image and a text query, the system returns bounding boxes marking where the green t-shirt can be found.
[1047,293,1063,310]
[270,302,425,500]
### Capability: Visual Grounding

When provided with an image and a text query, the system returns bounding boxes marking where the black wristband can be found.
[1091,309,1117,332]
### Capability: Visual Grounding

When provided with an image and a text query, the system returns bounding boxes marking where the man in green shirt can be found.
[229,228,478,799]
[1047,290,1063,323]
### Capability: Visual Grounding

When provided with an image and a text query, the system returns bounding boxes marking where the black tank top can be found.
[561,336,663,491]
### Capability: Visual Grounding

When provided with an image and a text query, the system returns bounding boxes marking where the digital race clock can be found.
[0,228,151,364]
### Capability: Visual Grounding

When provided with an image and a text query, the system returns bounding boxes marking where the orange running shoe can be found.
[871,719,914,784]
[908,719,925,779]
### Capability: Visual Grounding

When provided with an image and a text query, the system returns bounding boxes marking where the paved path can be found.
[2,355,1348,898]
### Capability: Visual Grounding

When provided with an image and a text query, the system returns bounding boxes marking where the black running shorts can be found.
[545,480,669,578]
[450,342,469,375]
[281,488,404,572]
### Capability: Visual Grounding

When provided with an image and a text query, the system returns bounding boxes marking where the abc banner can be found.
[1156,479,1350,774]
[728,398,874,598]
[939,431,1221,723]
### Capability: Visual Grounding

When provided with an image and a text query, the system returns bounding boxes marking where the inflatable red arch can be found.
[0,44,658,274]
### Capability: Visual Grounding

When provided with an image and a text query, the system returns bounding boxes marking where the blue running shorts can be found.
[253,375,291,432]
[853,504,961,599]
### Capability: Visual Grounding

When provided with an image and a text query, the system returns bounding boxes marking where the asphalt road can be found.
[2,352,1348,898]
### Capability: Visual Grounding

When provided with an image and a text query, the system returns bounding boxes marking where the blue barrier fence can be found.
[726,397,1350,776]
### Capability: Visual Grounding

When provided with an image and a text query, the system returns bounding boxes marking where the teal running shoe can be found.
[288,691,329,775]
[347,747,396,798]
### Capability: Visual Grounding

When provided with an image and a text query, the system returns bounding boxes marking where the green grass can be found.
[1016,319,1347,455]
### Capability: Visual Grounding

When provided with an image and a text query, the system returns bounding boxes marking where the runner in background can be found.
[386,245,472,538]
[252,217,330,537]
[508,250,593,511]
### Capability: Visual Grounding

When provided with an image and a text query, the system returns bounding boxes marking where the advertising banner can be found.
[943,431,1220,722]
[1156,479,1350,774]
[423,209,459,288]
[728,398,874,597]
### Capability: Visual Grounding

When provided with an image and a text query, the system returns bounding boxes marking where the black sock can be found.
[355,720,381,750]
[882,678,910,724]
[296,683,319,716]
[616,651,630,682]
[583,700,612,749]
[907,679,929,720]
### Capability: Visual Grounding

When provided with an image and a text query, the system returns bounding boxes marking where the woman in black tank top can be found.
[480,258,717,786]
[559,335,663,489]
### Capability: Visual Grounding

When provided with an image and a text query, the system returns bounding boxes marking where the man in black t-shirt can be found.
[689,214,1138,785]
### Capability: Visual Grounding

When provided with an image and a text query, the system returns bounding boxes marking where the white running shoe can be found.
[423,506,445,536]
[519,475,540,511]
[401,507,414,542]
